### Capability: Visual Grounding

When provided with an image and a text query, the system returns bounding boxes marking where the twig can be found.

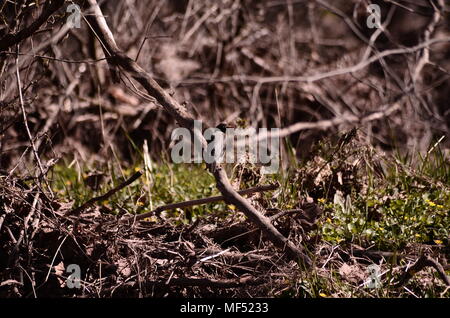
[200,248,272,264]
[15,46,55,205]
[44,235,69,283]
[68,171,143,216]
[180,36,450,86]
[236,95,403,146]
[412,0,444,83]
[198,248,231,263]
[0,0,65,51]
[395,255,450,287]
[269,209,303,221]
[15,49,47,180]
[128,183,279,222]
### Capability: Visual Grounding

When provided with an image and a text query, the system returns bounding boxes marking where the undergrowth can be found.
[48,133,449,297]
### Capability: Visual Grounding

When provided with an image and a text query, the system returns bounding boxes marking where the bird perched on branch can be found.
[213,121,265,187]
[208,122,235,163]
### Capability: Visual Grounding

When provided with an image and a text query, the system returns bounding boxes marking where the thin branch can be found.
[180,36,450,86]
[144,276,267,288]
[235,95,403,147]
[15,49,46,178]
[128,183,279,222]
[395,255,450,287]
[0,0,65,51]
[0,51,108,64]
[68,171,143,216]
[412,0,444,82]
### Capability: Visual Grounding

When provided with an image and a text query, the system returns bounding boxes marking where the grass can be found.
[48,133,449,297]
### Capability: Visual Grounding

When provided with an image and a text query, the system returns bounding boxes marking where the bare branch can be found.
[129,183,279,222]
[180,36,450,86]
[0,0,65,51]
[68,171,143,216]
[412,0,445,82]
[395,255,450,287]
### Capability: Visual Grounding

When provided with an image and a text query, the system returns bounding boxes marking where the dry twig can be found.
[68,170,143,216]
[129,183,279,222]
[395,255,450,287]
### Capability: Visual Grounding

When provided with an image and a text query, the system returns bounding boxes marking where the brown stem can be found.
[68,171,143,216]
[0,0,65,51]
[144,276,267,288]
[395,255,450,288]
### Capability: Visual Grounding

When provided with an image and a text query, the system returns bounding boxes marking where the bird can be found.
[297,199,323,232]
[208,122,235,164]
[212,122,264,186]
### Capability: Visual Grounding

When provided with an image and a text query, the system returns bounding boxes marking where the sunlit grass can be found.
[48,135,449,297]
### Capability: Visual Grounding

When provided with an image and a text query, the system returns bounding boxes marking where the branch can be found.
[180,36,450,86]
[129,183,279,222]
[0,0,65,51]
[235,96,403,147]
[144,276,267,288]
[412,0,445,82]
[395,255,450,287]
[68,171,143,216]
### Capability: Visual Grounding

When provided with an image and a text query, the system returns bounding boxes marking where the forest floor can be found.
[1,131,449,298]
